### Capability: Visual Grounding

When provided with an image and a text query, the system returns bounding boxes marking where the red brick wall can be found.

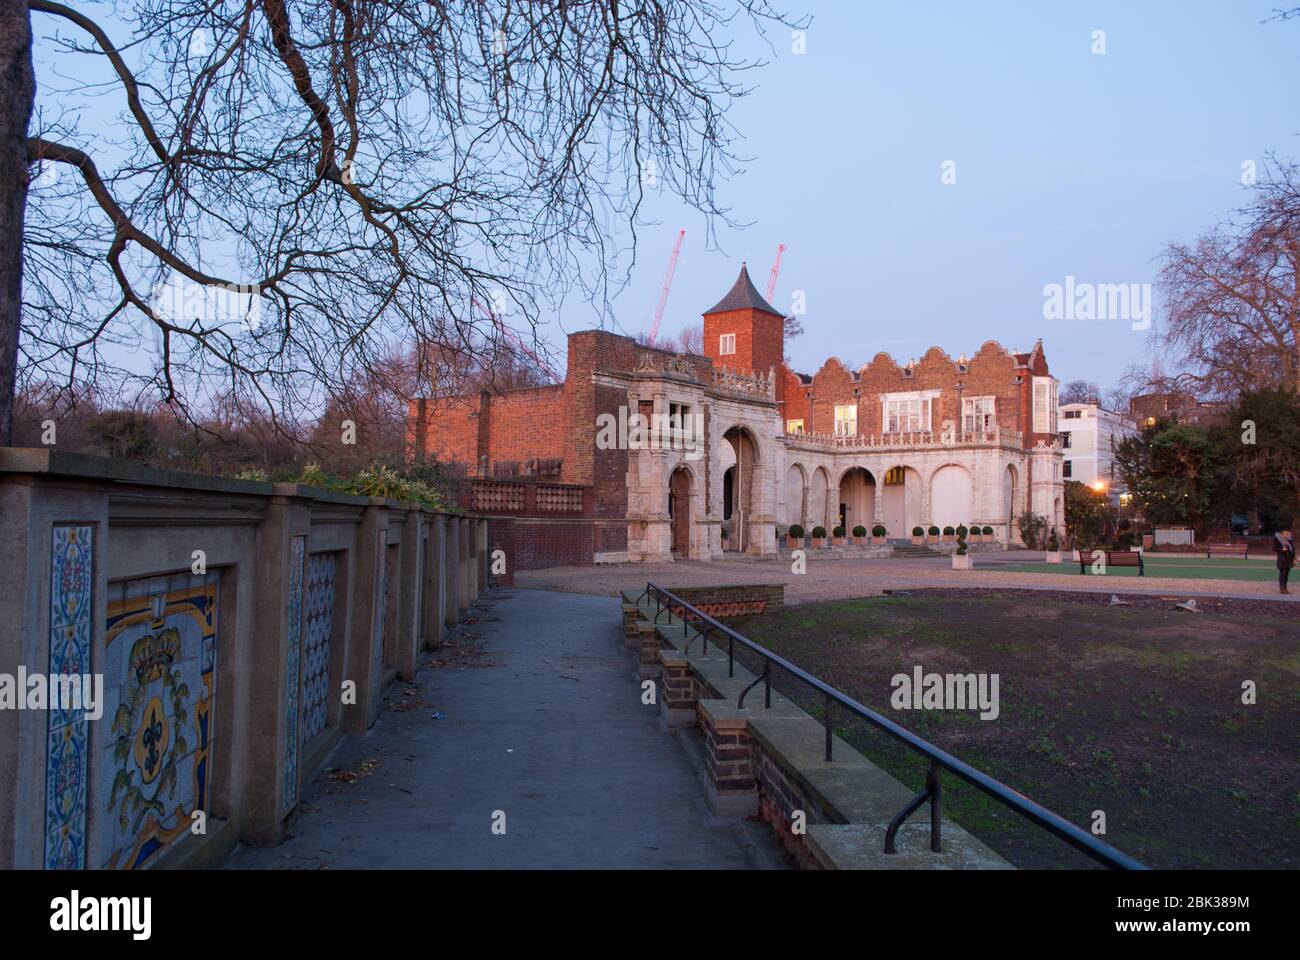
[704,306,784,378]
[482,386,567,466]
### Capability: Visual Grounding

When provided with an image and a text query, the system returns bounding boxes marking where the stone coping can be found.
[0,448,482,517]
[807,822,1012,870]
[623,590,1014,869]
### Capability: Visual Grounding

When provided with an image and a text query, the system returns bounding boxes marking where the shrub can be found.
[789,524,805,539]
[912,526,925,537]
[721,526,729,539]
[872,524,887,536]
[943,526,955,536]
[832,526,845,538]
[928,525,940,536]
[956,524,968,538]
[982,526,993,536]
[812,526,827,538]
[853,525,867,537]
[1047,529,1060,551]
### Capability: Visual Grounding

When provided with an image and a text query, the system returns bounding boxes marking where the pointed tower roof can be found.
[703,263,783,317]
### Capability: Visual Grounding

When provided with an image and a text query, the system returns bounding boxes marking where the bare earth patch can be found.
[726,588,1299,870]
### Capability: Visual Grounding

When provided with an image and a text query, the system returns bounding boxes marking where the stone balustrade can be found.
[786,426,1023,451]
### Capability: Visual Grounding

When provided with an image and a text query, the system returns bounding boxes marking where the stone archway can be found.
[837,467,875,536]
[669,465,692,555]
[930,464,973,531]
[722,426,759,551]
[808,466,831,534]
[785,463,807,526]
[1005,465,1019,538]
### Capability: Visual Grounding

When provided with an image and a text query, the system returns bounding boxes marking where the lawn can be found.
[984,554,1279,582]
[728,589,1300,869]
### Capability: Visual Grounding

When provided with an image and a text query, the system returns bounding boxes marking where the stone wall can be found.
[0,449,490,870]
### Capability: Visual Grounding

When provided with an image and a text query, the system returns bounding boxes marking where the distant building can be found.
[410,265,1065,563]
[1129,392,1228,429]
[1058,403,1138,503]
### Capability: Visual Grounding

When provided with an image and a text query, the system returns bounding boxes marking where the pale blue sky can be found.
[575,0,1300,390]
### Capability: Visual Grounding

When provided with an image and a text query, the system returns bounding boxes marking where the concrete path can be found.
[227,588,780,869]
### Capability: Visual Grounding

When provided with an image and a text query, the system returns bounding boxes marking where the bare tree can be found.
[4,0,803,444]
[1059,380,1101,405]
[1153,159,1300,398]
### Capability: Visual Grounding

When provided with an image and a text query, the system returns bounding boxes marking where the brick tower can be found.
[702,264,785,378]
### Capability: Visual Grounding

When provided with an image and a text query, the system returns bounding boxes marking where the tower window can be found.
[718,333,736,355]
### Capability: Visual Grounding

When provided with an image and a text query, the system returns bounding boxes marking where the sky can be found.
[567,0,1300,392]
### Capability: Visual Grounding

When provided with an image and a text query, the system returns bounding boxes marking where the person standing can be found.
[1274,528,1296,595]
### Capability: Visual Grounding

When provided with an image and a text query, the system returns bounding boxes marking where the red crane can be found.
[645,228,685,345]
[765,243,786,304]
[471,296,562,383]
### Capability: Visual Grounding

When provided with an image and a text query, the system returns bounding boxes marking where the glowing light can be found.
[1092,481,1107,492]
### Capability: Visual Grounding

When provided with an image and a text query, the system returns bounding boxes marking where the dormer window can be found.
[718,333,736,355]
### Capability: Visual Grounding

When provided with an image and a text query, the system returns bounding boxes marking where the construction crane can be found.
[470,296,562,383]
[645,228,686,345]
[765,243,786,304]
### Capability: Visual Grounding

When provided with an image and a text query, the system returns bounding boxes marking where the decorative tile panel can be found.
[282,536,306,813]
[99,572,218,869]
[46,524,93,870]
[299,552,337,746]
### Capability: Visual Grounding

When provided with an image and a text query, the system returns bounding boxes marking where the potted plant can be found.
[852,524,867,546]
[811,525,827,548]
[942,525,955,543]
[1045,529,1061,564]
[912,525,925,545]
[982,525,994,544]
[871,523,887,545]
[832,525,846,546]
[928,525,940,542]
[952,526,972,569]
[721,526,729,548]
[787,523,805,549]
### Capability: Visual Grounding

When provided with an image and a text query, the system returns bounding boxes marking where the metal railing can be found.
[636,582,1147,870]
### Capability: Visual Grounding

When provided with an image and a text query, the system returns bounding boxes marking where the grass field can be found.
[984,554,1280,582]
[729,589,1300,869]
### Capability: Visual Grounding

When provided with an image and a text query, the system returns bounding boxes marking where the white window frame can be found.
[833,404,857,437]
[785,418,805,435]
[881,390,939,433]
[1032,377,1058,434]
[718,333,736,356]
[962,395,996,434]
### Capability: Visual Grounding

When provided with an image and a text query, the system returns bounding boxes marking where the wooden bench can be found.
[1206,542,1248,559]
[1078,549,1144,575]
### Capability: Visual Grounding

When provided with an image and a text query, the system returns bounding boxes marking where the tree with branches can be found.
[1,0,803,445]
[1152,159,1300,399]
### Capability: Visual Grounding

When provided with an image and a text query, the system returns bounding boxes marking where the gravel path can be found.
[516,554,1298,605]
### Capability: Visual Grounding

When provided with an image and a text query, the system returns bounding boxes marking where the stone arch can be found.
[668,461,699,556]
[1004,464,1020,536]
[722,425,760,551]
[836,466,876,535]
[784,462,807,526]
[808,466,831,534]
[930,464,974,531]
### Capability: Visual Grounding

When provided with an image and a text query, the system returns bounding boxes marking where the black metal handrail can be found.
[636,582,1146,870]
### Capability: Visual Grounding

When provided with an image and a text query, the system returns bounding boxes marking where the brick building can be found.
[409,266,1065,564]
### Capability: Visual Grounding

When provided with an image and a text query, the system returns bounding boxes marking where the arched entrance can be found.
[808,466,830,534]
[837,467,875,535]
[930,464,973,531]
[785,464,806,526]
[669,465,692,555]
[882,465,920,536]
[722,426,759,551]
[1005,465,1019,536]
